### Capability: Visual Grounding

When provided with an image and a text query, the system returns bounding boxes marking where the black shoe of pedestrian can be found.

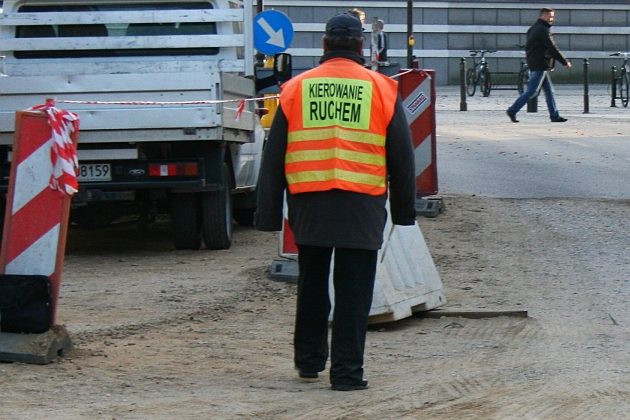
[296,369,319,382]
[506,110,519,123]
[551,116,568,122]
[331,380,369,391]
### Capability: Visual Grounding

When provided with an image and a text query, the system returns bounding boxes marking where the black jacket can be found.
[526,18,568,71]
[256,51,416,250]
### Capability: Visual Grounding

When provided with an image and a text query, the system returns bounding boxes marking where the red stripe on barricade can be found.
[4,188,62,265]
[410,111,432,148]
[13,114,50,163]
[281,218,298,256]
[397,69,438,197]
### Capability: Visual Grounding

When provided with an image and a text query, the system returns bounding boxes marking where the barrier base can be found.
[0,325,73,364]
[368,288,446,325]
[270,259,298,283]
[415,197,444,218]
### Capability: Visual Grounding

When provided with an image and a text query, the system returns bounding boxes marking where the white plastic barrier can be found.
[329,205,446,324]
[272,199,447,323]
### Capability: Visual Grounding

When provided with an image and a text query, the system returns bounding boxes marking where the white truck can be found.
[0,0,289,249]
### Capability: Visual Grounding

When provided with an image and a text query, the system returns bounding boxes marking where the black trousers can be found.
[294,245,377,385]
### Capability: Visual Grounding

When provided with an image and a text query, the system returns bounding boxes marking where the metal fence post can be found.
[610,66,617,108]
[460,57,467,111]
[526,96,538,112]
[583,58,589,114]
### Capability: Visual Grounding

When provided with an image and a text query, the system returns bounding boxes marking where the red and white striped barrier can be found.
[398,69,438,197]
[0,103,79,325]
[278,197,298,258]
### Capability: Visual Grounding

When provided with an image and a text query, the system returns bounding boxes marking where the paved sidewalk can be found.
[436,84,630,120]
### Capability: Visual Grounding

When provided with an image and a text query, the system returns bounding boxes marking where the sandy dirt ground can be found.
[1,85,629,419]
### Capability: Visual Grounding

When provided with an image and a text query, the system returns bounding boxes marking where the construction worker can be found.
[256,12,416,391]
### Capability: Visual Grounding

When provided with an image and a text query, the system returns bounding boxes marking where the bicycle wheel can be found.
[517,68,529,94]
[620,70,629,107]
[466,68,476,96]
[480,67,492,97]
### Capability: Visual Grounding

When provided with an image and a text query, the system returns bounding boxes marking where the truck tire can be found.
[233,208,255,227]
[171,193,202,250]
[201,164,233,250]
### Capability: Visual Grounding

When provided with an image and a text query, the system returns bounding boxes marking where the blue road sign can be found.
[254,10,294,55]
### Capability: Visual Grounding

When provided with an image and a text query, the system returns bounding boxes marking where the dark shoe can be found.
[506,110,519,123]
[296,369,319,382]
[551,116,567,122]
[331,380,369,391]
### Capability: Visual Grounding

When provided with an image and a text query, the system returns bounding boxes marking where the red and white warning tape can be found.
[29,99,80,196]
[55,95,278,122]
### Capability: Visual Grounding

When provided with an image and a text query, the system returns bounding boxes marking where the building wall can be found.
[263,0,630,85]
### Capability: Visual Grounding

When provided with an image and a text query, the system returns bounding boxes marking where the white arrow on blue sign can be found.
[254,10,294,55]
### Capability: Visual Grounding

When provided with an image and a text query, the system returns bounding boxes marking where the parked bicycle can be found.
[610,52,629,107]
[466,49,495,97]
[517,60,529,94]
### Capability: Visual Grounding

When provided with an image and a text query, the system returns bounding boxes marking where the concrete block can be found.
[0,325,73,364]
[603,10,628,26]
[270,259,298,283]
[571,10,603,26]
[286,6,313,22]
[498,9,521,26]
[473,33,497,50]
[292,32,315,48]
[449,9,473,25]
[424,33,447,50]
[497,34,523,51]
[603,34,628,52]
[448,33,472,50]
[424,9,447,25]
[571,34,603,51]
[474,9,497,26]
[389,8,408,25]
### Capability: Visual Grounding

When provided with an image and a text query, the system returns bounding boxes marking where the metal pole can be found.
[527,73,539,113]
[460,58,467,111]
[583,58,589,114]
[527,96,538,113]
[255,0,265,67]
[610,66,617,108]
[407,0,413,69]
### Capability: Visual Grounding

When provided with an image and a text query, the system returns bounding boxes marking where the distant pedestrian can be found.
[375,19,388,63]
[507,7,572,123]
[256,12,416,391]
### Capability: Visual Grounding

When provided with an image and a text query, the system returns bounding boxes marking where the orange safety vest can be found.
[280,58,398,195]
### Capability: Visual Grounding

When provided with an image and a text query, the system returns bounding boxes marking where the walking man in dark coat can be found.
[507,7,572,123]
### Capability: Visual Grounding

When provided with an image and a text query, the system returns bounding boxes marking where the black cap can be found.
[325,13,364,38]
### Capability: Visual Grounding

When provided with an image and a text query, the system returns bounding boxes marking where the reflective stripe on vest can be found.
[281,58,398,195]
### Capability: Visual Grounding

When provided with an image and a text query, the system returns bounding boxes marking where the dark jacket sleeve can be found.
[542,27,568,67]
[255,105,288,231]
[386,96,416,225]
[527,21,567,69]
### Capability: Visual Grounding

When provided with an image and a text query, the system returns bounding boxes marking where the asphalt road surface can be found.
[436,84,629,199]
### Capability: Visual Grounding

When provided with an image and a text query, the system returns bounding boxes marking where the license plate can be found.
[78,163,112,182]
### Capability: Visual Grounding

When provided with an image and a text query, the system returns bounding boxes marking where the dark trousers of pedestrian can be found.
[294,245,377,386]
[508,70,560,120]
